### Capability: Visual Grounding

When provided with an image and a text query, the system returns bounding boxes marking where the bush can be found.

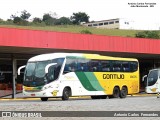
[135,31,160,39]
[80,29,92,34]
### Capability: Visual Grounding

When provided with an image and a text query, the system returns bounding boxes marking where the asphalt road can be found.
[0,96,160,120]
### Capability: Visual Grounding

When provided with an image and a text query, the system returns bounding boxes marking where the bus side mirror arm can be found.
[18,65,26,75]
[142,75,147,82]
[45,63,57,74]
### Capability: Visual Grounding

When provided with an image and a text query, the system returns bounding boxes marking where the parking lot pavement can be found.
[0,92,157,101]
[0,96,160,120]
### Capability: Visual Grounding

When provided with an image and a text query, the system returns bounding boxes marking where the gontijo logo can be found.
[103,74,125,79]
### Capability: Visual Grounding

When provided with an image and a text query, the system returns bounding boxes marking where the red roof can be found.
[0,27,160,54]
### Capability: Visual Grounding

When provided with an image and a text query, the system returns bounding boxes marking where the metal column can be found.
[12,58,17,98]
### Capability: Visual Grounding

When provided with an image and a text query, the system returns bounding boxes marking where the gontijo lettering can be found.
[103,74,125,79]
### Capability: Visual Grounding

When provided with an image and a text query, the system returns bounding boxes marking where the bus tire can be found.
[62,87,71,100]
[109,87,120,98]
[41,97,48,101]
[120,87,128,98]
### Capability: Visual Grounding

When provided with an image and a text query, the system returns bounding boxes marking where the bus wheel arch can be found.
[62,86,72,100]
[120,86,128,98]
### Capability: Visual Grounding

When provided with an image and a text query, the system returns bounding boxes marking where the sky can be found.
[0,0,160,27]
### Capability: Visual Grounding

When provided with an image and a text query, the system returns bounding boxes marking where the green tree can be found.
[33,17,42,23]
[20,10,31,20]
[70,12,90,24]
[42,13,56,25]
[54,17,72,25]
[10,10,31,25]
[13,17,22,25]
[135,31,160,39]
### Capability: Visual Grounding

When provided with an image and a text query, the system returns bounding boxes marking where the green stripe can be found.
[85,72,104,91]
[76,72,96,91]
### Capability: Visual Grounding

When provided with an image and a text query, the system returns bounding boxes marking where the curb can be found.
[0,94,157,101]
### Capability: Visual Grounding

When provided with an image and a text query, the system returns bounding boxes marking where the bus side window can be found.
[112,61,121,72]
[64,58,77,73]
[90,60,99,72]
[76,58,89,72]
[122,62,130,72]
[130,62,138,72]
[101,61,110,72]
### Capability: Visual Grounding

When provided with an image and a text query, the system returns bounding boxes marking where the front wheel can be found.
[41,97,48,101]
[62,87,71,100]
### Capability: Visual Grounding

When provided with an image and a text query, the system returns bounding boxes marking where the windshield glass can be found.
[148,70,158,86]
[24,58,64,87]
[35,61,49,78]
[25,62,36,76]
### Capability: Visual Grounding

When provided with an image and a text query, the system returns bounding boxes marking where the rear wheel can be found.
[41,97,48,101]
[108,87,120,98]
[62,87,71,100]
[120,87,128,98]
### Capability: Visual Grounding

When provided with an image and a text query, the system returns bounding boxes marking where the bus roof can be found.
[28,53,138,62]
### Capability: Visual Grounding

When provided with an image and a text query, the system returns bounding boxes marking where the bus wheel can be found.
[112,87,120,98]
[120,87,128,98]
[62,87,71,100]
[41,97,48,101]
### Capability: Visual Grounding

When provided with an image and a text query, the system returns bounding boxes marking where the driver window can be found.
[48,66,55,82]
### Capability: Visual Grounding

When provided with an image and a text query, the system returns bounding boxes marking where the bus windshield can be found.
[24,58,64,87]
[148,70,158,86]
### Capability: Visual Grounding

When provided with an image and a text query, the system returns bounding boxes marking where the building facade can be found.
[83,18,134,30]
[83,18,160,30]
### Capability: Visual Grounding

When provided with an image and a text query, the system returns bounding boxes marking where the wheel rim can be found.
[121,87,127,98]
[65,90,69,98]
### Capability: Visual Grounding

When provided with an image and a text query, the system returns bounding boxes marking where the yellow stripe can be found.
[83,54,137,61]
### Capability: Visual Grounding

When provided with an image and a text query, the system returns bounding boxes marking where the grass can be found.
[0,24,142,37]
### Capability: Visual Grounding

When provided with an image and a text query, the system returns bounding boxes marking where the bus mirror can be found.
[45,63,57,74]
[142,75,147,82]
[18,65,26,75]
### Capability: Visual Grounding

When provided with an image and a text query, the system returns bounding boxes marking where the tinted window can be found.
[130,62,138,72]
[64,58,138,73]
[101,61,111,72]
[109,21,114,24]
[99,23,103,26]
[77,59,90,72]
[64,58,77,72]
[104,22,108,25]
[115,21,119,23]
[122,62,130,72]
[90,60,99,72]
[148,70,158,86]
[112,61,121,72]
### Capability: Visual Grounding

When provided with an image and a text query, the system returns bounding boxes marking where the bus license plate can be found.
[31,94,35,96]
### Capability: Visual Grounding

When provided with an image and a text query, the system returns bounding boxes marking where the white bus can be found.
[18,53,139,101]
[143,69,160,95]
